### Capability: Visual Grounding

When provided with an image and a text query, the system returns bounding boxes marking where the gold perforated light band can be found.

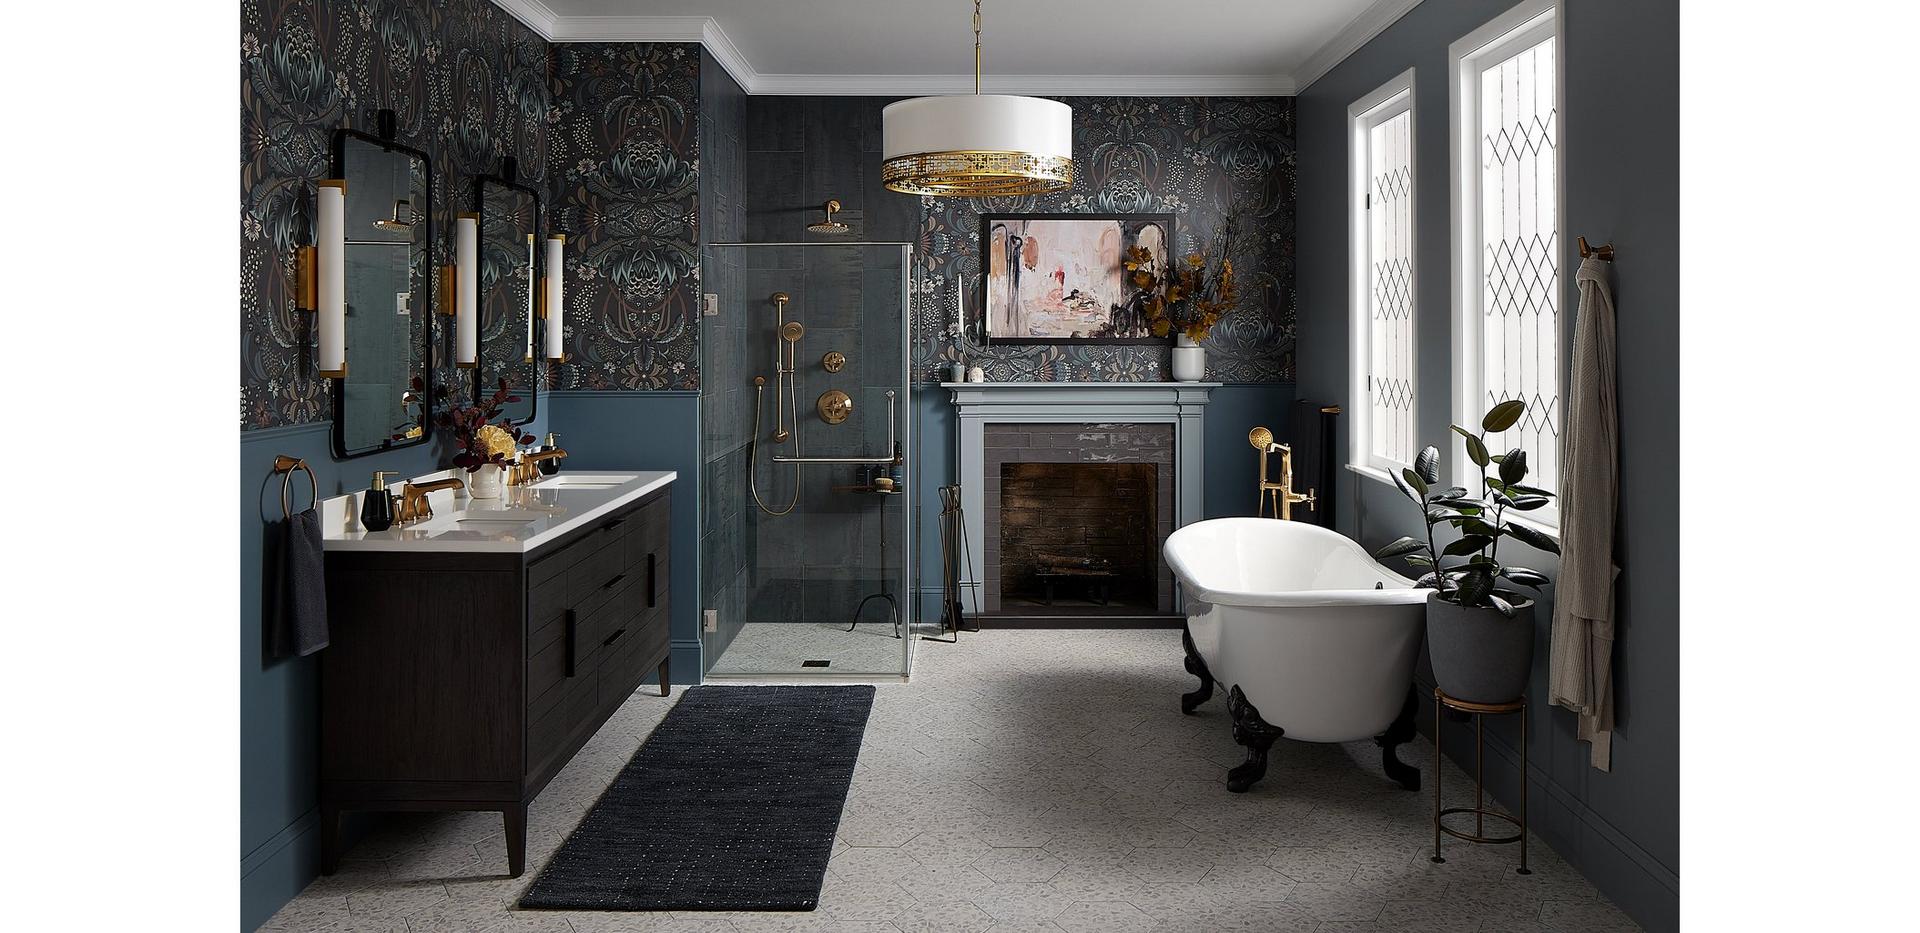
[881,150,1074,197]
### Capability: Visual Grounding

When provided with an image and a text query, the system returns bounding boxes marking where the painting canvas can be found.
[982,214,1175,343]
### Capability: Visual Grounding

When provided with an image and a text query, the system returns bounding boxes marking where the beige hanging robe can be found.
[1549,255,1620,770]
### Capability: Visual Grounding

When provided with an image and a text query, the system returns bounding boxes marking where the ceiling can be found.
[493,0,1426,95]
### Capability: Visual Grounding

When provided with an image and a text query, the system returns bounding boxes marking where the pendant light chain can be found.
[973,0,982,95]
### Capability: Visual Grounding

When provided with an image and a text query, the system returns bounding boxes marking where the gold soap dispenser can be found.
[360,471,399,532]
[536,432,564,477]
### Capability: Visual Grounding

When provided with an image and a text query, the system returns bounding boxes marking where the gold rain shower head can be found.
[372,198,415,231]
[807,199,851,234]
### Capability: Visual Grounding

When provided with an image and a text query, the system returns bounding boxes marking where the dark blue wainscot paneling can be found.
[547,390,705,681]
[240,422,443,931]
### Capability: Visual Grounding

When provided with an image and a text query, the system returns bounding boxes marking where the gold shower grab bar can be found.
[774,390,900,464]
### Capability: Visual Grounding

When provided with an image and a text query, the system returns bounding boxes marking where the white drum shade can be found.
[881,95,1073,196]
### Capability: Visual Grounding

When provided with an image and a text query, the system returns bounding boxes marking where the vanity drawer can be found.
[527,570,649,711]
[598,605,670,709]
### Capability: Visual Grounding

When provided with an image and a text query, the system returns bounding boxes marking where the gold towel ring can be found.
[274,455,318,519]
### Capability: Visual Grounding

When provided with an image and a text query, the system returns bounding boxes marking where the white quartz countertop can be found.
[320,470,675,554]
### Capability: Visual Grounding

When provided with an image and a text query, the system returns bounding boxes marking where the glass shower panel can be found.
[699,243,913,677]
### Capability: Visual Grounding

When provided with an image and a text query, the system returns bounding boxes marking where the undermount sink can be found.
[530,474,630,489]
[421,509,551,534]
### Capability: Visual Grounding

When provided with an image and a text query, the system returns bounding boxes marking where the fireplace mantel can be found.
[946,382,1216,616]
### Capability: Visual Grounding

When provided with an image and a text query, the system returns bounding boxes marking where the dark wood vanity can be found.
[316,485,672,877]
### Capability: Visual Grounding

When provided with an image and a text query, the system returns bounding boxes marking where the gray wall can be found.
[1294,1,1678,929]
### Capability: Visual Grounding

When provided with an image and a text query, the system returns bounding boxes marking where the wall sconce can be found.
[296,178,349,378]
[454,212,478,369]
[542,234,566,362]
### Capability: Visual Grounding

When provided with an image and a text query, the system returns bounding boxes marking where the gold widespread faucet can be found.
[1250,426,1317,521]
[509,448,568,486]
[398,477,465,524]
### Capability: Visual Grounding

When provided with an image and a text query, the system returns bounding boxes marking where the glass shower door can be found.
[699,242,914,677]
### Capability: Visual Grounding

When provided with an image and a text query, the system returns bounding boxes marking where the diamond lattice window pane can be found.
[1479,38,1559,495]
[1368,109,1415,466]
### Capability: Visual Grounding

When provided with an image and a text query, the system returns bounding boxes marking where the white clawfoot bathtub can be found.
[1163,517,1428,793]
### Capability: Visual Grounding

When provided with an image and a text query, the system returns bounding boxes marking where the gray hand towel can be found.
[269,507,330,658]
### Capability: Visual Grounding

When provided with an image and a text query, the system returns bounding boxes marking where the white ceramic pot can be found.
[1171,335,1207,382]
[467,464,503,499]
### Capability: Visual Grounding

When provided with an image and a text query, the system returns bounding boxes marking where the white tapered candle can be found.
[544,235,566,360]
[455,214,478,367]
[316,180,346,375]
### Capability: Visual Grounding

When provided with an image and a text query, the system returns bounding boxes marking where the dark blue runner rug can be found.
[520,685,875,911]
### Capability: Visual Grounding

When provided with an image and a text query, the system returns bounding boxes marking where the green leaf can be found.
[1482,399,1526,433]
[1499,449,1529,485]
[1374,536,1428,559]
[1404,555,1433,566]
[1454,569,1496,606]
[1414,446,1441,485]
[1507,495,1551,511]
[1465,433,1490,467]
[1500,566,1551,588]
[1461,519,1503,537]
[1439,486,1469,499]
[1432,497,1488,510]
[1443,535,1494,557]
[1450,424,1476,440]
[1505,522,1561,555]
[1487,593,1518,617]
[1507,483,1553,497]
[1401,468,1429,497]
[1390,468,1419,503]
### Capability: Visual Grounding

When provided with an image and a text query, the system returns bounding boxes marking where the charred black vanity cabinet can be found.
[317,486,672,877]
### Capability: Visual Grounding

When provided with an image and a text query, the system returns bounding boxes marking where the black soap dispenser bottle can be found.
[361,471,399,532]
[536,432,564,476]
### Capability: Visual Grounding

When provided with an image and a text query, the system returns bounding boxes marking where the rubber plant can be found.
[436,378,535,473]
[1373,399,1560,616]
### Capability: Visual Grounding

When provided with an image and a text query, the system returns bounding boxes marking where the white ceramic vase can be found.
[1171,335,1207,382]
[467,464,503,499]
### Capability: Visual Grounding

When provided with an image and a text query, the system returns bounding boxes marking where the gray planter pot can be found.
[1426,592,1535,704]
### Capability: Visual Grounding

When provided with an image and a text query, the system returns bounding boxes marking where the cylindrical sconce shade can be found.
[455,213,478,368]
[544,234,566,361]
[316,179,347,377]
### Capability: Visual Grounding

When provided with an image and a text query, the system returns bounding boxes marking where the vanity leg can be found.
[1375,686,1422,791]
[318,804,343,875]
[1225,685,1284,793]
[658,658,671,697]
[503,805,527,878]
[1180,626,1215,714]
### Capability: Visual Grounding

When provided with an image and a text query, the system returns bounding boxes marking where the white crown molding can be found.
[490,0,1418,98]
[489,0,559,39]
[750,73,1296,97]
[1294,0,1428,93]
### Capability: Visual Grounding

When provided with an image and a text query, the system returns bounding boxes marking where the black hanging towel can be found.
[1289,400,1341,528]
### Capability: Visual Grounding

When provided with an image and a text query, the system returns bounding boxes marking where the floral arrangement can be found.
[1123,216,1239,341]
[436,379,536,473]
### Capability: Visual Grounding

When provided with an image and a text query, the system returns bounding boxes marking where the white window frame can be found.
[1347,68,1417,484]
[1449,0,1562,531]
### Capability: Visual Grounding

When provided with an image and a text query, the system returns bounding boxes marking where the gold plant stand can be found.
[1431,688,1531,874]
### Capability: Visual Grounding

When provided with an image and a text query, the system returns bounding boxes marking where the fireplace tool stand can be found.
[922,483,976,643]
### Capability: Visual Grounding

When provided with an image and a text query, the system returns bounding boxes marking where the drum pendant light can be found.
[881,0,1073,197]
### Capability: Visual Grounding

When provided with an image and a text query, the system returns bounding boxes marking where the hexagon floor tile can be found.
[261,630,1642,932]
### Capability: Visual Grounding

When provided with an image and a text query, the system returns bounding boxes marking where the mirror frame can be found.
[328,126,435,460]
[473,171,543,428]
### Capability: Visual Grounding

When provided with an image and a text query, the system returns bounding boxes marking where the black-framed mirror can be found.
[475,169,541,426]
[329,121,433,459]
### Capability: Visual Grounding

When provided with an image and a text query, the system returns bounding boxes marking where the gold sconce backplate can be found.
[821,351,846,373]
[817,389,853,424]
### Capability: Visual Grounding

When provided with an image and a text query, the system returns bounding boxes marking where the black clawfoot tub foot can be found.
[1225,685,1284,793]
[1375,686,1421,791]
[1181,627,1215,714]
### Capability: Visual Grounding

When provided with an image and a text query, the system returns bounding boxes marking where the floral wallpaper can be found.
[916,96,1296,383]
[546,43,703,391]
[241,0,550,431]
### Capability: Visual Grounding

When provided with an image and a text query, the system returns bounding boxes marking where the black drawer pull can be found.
[602,518,625,532]
[602,628,626,647]
[564,609,579,678]
[603,572,626,591]
[646,553,657,609]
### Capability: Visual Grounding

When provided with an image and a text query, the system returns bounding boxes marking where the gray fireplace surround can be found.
[946,382,1217,616]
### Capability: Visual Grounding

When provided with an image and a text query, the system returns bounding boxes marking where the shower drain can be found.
[801,660,831,668]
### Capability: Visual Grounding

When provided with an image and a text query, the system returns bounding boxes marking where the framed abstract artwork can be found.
[980,213,1176,344]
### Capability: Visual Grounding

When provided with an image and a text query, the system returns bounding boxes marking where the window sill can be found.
[1345,463,1401,488]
